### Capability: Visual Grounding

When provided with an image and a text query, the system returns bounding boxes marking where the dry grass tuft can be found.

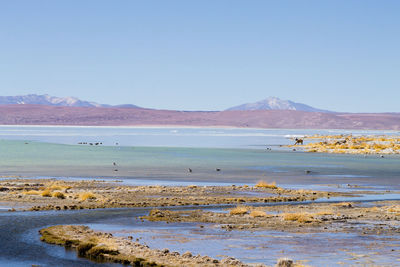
[41,189,52,197]
[79,192,97,201]
[249,210,269,218]
[316,209,334,216]
[255,181,277,189]
[332,202,353,208]
[23,190,41,195]
[49,185,62,191]
[282,212,314,223]
[365,206,380,212]
[229,206,249,215]
[387,205,400,213]
[53,192,65,199]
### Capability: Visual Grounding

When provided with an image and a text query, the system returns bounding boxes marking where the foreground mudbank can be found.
[40,225,267,267]
[0,179,344,212]
[289,134,400,154]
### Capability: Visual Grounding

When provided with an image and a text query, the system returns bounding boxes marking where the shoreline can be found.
[2,177,399,266]
[39,225,270,267]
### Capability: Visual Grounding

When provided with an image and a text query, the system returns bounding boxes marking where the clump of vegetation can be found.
[282,212,314,223]
[79,192,97,201]
[249,210,269,218]
[255,181,277,189]
[293,134,400,154]
[365,206,380,213]
[332,202,353,208]
[316,209,334,216]
[23,190,41,195]
[53,192,65,199]
[49,185,63,191]
[387,205,400,214]
[41,189,52,197]
[229,206,249,215]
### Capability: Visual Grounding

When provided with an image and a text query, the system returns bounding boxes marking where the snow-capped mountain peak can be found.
[0,94,139,108]
[226,97,332,113]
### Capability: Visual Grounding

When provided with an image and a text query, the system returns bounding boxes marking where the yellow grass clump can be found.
[249,210,269,218]
[79,192,97,201]
[387,205,400,213]
[48,183,72,191]
[49,185,62,191]
[255,181,277,189]
[332,202,353,208]
[294,134,400,155]
[365,206,380,213]
[229,206,249,215]
[53,192,65,199]
[23,190,41,195]
[316,210,334,216]
[41,190,52,197]
[282,212,314,223]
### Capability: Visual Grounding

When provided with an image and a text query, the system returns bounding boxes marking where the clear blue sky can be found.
[1,1,399,112]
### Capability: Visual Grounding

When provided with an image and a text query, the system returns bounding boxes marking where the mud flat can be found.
[289,134,400,154]
[143,201,400,234]
[0,179,345,212]
[39,225,261,267]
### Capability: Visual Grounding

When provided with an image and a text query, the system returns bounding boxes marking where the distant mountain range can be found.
[0,104,399,130]
[226,97,332,113]
[0,94,398,130]
[0,94,332,113]
[0,94,139,108]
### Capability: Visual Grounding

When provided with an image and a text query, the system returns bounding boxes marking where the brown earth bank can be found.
[0,179,346,212]
[39,225,252,267]
[0,104,400,129]
[39,225,302,267]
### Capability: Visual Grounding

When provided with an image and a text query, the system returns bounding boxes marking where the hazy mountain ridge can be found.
[227,97,332,113]
[0,104,399,130]
[0,94,139,108]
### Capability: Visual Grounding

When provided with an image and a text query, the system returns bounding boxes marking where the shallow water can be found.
[1,126,400,266]
[1,125,398,148]
[1,204,399,267]
[0,208,145,267]
[86,208,400,267]
[0,139,399,190]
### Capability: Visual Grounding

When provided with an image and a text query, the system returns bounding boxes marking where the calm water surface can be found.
[1,126,400,266]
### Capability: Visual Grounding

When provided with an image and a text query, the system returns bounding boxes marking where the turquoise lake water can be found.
[1,126,400,266]
[0,126,399,189]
